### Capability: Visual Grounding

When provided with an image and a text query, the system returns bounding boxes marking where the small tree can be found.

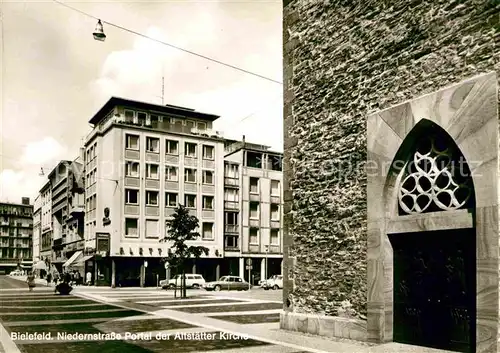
[161,205,209,298]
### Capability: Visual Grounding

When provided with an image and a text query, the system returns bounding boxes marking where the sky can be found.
[0,0,283,203]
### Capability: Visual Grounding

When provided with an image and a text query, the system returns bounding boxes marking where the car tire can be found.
[264,287,269,290]
[273,285,279,290]
[192,284,200,289]
[214,285,221,292]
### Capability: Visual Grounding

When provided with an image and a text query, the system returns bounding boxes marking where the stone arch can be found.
[366,73,498,353]
[383,119,476,217]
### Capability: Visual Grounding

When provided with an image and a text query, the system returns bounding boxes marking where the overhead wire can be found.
[51,0,283,85]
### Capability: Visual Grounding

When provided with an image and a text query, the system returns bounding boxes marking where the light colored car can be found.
[203,275,251,291]
[9,270,22,276]
[262,275,283,290]
[160,274,206,289]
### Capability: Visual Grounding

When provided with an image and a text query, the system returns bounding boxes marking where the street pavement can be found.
[1,275,460,353]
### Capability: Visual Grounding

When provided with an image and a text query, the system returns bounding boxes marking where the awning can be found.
[34,261,47,270]
[63,251,83,268]
[73,255,93,265]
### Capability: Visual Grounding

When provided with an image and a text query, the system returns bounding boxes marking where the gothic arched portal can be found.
[394,120,475,215]
[367,73,498,353]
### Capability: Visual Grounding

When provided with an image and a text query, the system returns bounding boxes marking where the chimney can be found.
[21,197,30,205]
[79,147,85,163]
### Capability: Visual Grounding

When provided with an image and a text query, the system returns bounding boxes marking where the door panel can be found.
[389,228,475,353]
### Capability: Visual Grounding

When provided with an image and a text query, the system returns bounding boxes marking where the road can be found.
[0,275,318,353]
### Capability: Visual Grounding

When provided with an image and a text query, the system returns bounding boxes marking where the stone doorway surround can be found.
[367,72,499,353]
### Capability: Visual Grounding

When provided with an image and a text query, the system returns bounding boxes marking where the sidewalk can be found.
[6,275,165,291]
[75,288,455,353]
[5,275,456,353]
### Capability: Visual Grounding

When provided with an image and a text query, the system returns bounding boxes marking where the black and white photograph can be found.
[0,0,499,352]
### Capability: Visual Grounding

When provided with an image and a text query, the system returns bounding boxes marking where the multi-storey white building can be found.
[223,138,283,284]
[83,97,225,286]
[32,194,41,264]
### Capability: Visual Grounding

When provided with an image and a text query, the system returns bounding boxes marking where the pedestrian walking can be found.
[64,271,71,284]
[74,271,81,286]
[46,272,52,287]
[26,271,35,292]
[53,271,60,293]
[86,271,92,286]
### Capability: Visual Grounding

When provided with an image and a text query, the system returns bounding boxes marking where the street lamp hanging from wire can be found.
[93,20,106,42]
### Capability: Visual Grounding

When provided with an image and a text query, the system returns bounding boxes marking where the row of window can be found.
[246,151,282,171]
[249,228,280,246]
[123,109,210,131]
[125,162,214,184]
[126,190,214,209]
[87,169,98,187]
[125,218,214,239]
[86,195,97,212]
[249,177,281,196]
[123,218,280,246]
[124,190,280,219]
[126,134,215,159]
[86,142,98,164]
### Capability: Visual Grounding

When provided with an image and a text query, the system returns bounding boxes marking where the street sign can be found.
[245,265,253,270]
[246,258,252,266]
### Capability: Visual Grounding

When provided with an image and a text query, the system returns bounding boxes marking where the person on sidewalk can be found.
[86,271,92,286]
[74,271,81,286]
[26,271,35,292]
[53,271,60,293]
[64,270,71,284]
[46,272,52,287]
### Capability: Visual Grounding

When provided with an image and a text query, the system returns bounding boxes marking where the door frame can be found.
[366,73,499,353]
[389,228,477,352]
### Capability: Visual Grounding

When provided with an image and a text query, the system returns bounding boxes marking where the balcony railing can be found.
[115,118,222,138]
[224,225,239,234]
[70,205,85,214]
[224,201,239,210]
[224,177,239,187]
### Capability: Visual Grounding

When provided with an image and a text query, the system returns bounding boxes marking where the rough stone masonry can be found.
[282,0,499,323]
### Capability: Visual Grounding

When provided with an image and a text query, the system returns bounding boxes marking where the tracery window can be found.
[398,134,473,215]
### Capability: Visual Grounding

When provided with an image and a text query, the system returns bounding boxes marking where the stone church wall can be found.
[282,0,499,330]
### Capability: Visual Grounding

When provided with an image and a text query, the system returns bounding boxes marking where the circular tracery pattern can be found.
[398,136,472,215]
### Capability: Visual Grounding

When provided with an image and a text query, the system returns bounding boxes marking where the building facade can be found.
[223,138,283,284]
[39,180,52,267]
[83,97,226,286]
[32,194,41,264]
[281,1,499,353]
[47,160,73,272]
[60,156,86,273]
[0,198,33,274]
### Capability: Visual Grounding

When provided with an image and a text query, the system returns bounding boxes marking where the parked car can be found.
[203,276,251,291]
[262,275,283,290]
[9,270,22,276]
[160,274,206,289]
